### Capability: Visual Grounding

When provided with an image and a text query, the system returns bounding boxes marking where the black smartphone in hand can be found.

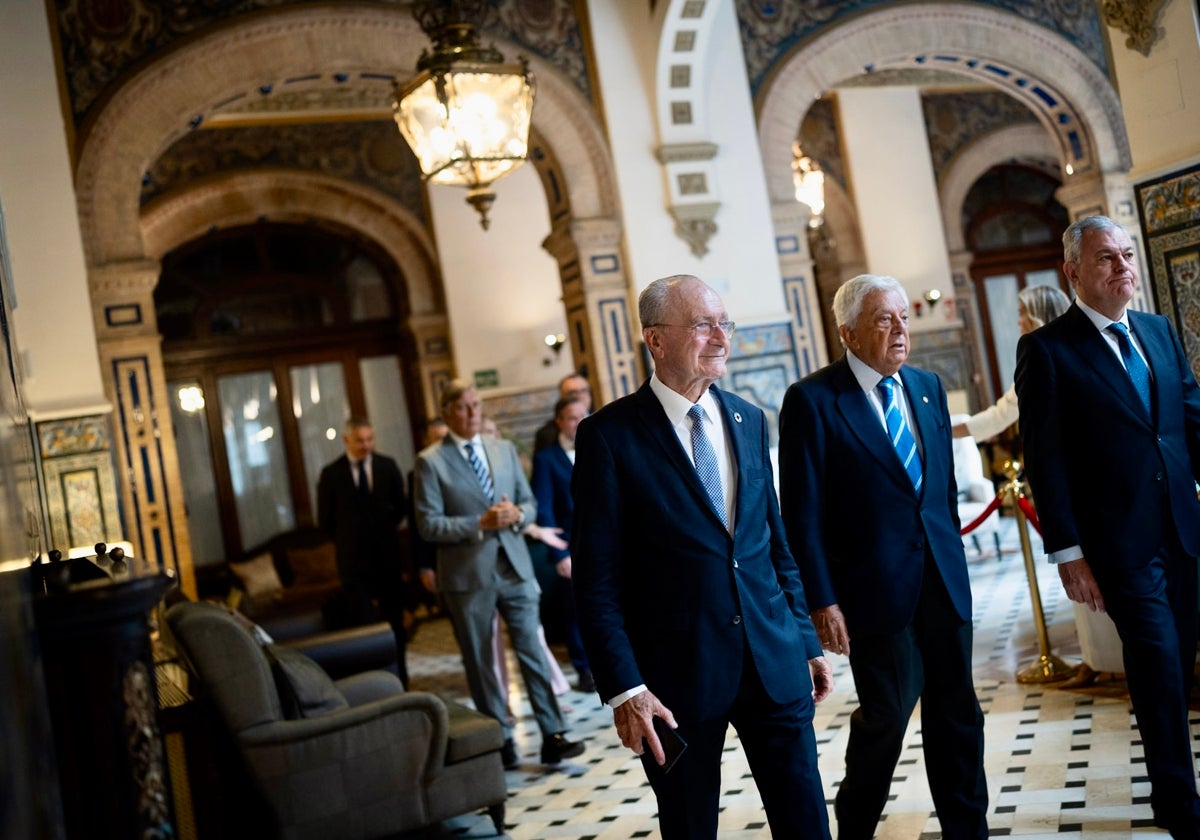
[644,717,687,774]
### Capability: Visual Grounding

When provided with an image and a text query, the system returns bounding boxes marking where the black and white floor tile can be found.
[405,518,1197,838]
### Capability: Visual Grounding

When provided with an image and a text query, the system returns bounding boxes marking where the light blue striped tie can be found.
[1107,322,1152,416]
[465,442,494,502]
[688,404,727,528]
[877,378,923,493]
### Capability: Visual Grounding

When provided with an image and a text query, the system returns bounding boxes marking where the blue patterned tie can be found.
[465,442,494,502]
[1107,322,1152,415]
[877,378,923,493]
[688,404,727,528]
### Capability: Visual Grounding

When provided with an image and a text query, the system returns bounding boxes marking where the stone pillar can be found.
[408,313,456,417]
[543,217,639,405]
[771,201,829,375]
[90,261,194,596]
[949,249,991,410]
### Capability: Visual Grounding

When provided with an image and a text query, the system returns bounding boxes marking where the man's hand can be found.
[809,656,834,702]
[1058,558,1105,612]
[555,556,572,578]
[813,604,850,656]
[419,568,437,593]
[479,494,522,530]
[613,690,678,766]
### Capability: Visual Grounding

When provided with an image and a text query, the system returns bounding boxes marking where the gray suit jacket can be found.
[413,435,538,592]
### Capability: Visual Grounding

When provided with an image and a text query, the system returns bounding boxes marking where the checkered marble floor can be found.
[405,516,1197,838]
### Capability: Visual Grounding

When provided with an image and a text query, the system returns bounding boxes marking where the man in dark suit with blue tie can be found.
[1016,215,1200,837]
[778,274,988,839]
[571,275,833,839]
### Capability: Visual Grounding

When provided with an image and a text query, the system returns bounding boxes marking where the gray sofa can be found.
[164,601,506,839]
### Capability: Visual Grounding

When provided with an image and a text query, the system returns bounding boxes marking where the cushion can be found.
[264,644,348,719]
[286,543,339,585]
[229,552,284,599]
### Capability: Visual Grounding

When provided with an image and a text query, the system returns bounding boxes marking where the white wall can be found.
[0,0,107,416]
[1107,0,1200,178]
[428,163,571,391]
[586,0,787,325]
[838,87,954,316]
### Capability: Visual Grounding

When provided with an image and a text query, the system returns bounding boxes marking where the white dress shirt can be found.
[845,350,924,455]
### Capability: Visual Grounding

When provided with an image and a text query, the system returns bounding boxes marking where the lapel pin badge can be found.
[733,412,742,423]
[922,396,929,404]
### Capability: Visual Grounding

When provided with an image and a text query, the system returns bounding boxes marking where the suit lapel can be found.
[441,436,492,504]
[831,359,913,492]
[633,383,727,531]
[1062,305,1152,425]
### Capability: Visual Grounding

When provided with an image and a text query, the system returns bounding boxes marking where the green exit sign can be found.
[474,369,499,388]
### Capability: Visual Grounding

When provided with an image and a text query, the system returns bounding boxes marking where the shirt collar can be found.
[649,372,720,426]
[446,430,483,450]
[1075,296,1129,331]
[845,350,903,394]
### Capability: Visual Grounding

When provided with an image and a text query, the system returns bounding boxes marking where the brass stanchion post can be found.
[1004,460,1079,683]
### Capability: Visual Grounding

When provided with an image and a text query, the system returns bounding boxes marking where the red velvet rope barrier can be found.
[1016,495,1042,535]
[959,492,1004,536]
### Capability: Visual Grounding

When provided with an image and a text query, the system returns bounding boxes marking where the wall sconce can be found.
[544,333,566,366]
[923,289,942,313]
[393,0,536,230]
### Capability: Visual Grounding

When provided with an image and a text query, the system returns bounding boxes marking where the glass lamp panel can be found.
[397,67,533,187]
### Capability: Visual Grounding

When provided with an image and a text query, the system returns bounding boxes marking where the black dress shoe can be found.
[540,732,585,765]
[500,738,518,769]
[572,669,596,693]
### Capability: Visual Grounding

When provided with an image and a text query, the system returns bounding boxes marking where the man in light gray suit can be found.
[415,380,584,769]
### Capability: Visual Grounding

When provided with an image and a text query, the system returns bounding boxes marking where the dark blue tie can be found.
[1107,322,1152,415]
[465,442,494,502]
[877,378,923,493]
[688,404,727,529]
[355,460,370,498]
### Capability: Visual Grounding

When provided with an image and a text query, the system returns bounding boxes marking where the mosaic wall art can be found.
[1136,161,1200,376]
[37,416,123,553]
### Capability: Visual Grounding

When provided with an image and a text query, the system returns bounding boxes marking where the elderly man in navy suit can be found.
[1017,216,1200,837]
[778,274,988,839]
[571,274,832,839]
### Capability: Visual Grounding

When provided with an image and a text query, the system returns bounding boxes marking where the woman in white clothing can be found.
[952,284,1071,439]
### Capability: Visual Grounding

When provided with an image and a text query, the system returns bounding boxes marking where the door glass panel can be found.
[1025,269,1061,291]
[219,371,294,548]
[290,362,349,520]
[167,381,224,567]
[983,273,1020,391]
[361,355,415,476]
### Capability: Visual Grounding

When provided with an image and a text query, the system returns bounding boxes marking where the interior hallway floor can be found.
[404,514,1197,839]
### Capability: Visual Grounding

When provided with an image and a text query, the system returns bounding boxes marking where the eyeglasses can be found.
[651,320,736,337]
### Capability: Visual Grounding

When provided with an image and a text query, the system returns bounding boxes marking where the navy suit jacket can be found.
[777,358,972,636]
[1015,304,1200,568]
[531,443,573,562]
[571,381,822,722]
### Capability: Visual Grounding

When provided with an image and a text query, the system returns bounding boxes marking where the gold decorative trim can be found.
[1100,0,1167,57]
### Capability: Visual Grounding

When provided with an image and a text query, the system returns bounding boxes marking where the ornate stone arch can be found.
[757,3,1132,379]
[74,3,633,593]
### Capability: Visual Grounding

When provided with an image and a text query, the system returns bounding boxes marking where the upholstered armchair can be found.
[164,601,506,839]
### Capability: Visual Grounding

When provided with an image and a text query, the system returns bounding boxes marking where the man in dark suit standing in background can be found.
[1016,215,1200,837]
[530,394,592,692]
[414,381,584,769]
[317,416,409,685]
[533,372,592,452]
[778,273,988,839]
[571,274,832,839]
